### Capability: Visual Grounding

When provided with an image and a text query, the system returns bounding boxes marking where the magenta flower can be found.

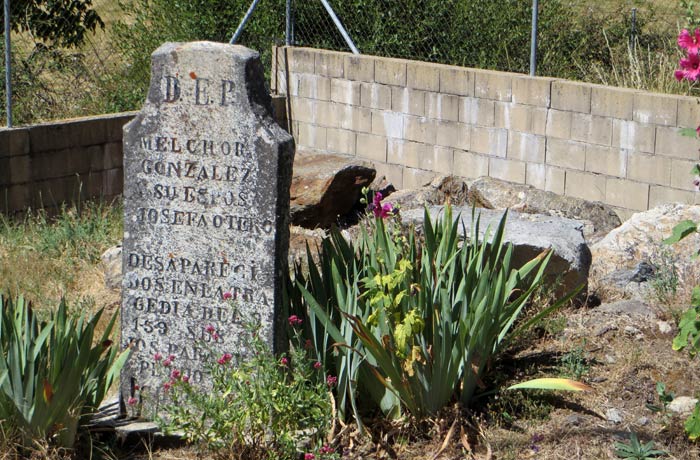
[313,361,322,370]
[280,357,289,366]
[182,375,190,383]
[154,352,163,362]
[370,192,394,219]
[326,375,338,387]
[679,29,700,53]
[127,396,138,406]
[168,354,176,361]
[171,369,181,380]
[206,324,216,334]
[163,381,172,391]
[320,445,333,454]
[288,315,303,326]
[217,352,233,365]
[676,51,700,81]
[223,291,233,300]
[162,358,172,367]
[304,454,315,460]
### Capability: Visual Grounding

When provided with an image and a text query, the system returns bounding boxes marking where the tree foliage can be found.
[2,0,103,47]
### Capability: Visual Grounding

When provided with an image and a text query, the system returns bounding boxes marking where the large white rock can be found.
[401,206,591,298]
[590,204,700,299]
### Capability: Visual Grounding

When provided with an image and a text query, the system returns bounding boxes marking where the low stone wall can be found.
[0,112,136,213]
[272,46,700,218]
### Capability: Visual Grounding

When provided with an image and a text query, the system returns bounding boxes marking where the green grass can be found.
[0,200,123,313]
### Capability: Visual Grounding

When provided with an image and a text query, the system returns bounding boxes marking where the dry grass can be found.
[0,199,122,324]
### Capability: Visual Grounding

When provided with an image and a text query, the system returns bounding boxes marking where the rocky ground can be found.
[97,151,700,459]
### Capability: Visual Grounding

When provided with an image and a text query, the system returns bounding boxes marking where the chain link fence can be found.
[0,0,121,126]
[0,0,693,127]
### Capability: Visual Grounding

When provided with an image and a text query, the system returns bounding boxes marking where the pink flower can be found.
[679,29,700,54]
[304,454,315,460]
[370,192,394,219]
[217,352,233,365]
[171,369,181,380]
[676,51,700,81]
[127,396,138,406]
[223,291,233,300]
[154,352,163,362]
[326,375,338,387]
[168,354,176,361]
[162,358,172,367]
[280,357,289,366]
[163,381,172,391]
[313,361,322,369]
[320,445,333,454]
[206,324,216,334]
[182,375,190,383]
[133,384,140,391]
[288,315,302,326]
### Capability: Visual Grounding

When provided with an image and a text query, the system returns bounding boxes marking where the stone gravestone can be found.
[120,42,294,414]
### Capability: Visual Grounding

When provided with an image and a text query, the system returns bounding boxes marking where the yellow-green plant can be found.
[0,295,129,448]
[289,206,581,421]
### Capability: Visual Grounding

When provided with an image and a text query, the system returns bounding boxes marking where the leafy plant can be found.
[289,204,581,422]
[0,294,129,448]
[614,432,667,459]
[646,382,675,413]
[558,343,590,381]
[157,317,334,460]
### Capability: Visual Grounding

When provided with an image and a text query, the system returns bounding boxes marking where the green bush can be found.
[287,204,575,423]
[156,317,334,459]
[0,295,129,449]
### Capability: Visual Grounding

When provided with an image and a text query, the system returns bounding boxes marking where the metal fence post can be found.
[530,0,538,77]
[286,0,291,46]
[230,0,262,44]
[4,0,11,127]
[631,7,637,51]
[319,0,359,54]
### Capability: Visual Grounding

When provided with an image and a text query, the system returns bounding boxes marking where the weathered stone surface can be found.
[386,175,472,210]
[400,206,591,297]
[290,151,375,229]
[468,176,621,243]
[288,225,326,268]
[596,299,657,318]
[590,204,700,299]
[120,42,294,413]
[101,245,123,290]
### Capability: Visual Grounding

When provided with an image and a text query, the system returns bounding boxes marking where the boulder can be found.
[590,204,700,299]
[400,206,591,298]
[101,245,122,290]
[288,225,327,269]
[290,151,376,229]
[385,175,473,210]
[468,177,621,243]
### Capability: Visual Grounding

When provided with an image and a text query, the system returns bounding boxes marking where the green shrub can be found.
[287,204,576,423]
[0,294,129,449]
[156,317,334,459]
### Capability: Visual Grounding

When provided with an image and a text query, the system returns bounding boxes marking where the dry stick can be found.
[430,416,458,460]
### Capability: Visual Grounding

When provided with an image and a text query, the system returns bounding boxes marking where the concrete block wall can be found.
[1,112,136,214]
[273,46,700,217]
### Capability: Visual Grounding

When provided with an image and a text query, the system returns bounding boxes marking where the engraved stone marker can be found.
[120,42,294,413]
